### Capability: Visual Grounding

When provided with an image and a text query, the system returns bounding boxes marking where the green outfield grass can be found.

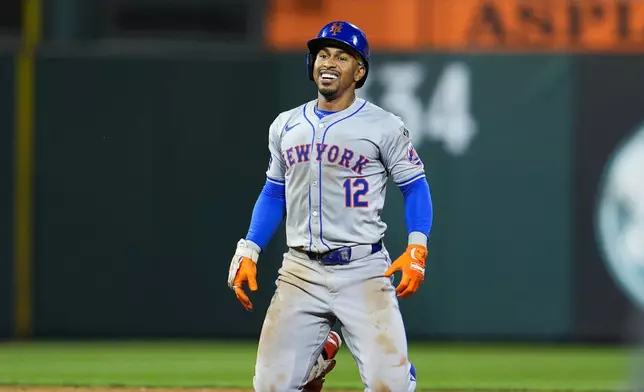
[0,340,637,390]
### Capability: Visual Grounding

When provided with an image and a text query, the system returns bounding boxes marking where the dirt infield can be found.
[0,388,251,392]
[0,388,479,392]
[0,388,368,392]
[0,388,388,392]
[0,388,256,392]
[0,388,365,392]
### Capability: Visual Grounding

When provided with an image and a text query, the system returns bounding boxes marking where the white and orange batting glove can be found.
[384,244,427,298]
[227,239,260,311]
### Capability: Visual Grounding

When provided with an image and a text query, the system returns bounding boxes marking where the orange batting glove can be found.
[384,244,427,298]
[228,239,259,311]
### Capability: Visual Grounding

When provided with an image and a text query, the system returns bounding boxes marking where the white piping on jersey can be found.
[266,177,286,186]
[396,173,427,188]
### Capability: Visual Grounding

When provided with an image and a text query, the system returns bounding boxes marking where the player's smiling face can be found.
[313,46,366,100]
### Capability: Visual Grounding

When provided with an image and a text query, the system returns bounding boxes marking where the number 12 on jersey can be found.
[343,178,369,208]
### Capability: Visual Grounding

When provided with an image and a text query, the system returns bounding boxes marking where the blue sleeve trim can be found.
[399,177,433,237]
[395,173,426,187]
[266,176,285,185]
[245,179,286,250]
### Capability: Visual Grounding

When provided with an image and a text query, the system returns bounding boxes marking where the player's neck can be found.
[316,90,357,112]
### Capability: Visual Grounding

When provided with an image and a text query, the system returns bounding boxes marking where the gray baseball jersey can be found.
[254,97,422,391]
[265,97,426,252]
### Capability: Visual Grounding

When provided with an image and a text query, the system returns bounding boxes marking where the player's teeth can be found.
[322,74,338,79]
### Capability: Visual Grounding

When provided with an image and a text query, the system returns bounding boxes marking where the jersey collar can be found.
[306,97,365,123]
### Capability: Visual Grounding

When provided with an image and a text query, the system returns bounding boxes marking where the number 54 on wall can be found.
[359,62,478,157]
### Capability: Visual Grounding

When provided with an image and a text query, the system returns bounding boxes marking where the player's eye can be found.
[339,55,348,61]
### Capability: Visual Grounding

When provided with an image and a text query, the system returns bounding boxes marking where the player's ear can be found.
[354,63,366,83]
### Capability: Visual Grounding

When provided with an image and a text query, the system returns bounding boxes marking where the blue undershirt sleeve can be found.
[245,179,286,251]
[398,177,433,238]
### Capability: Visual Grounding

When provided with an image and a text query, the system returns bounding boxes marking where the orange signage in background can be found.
[266,0,644,52]
[266,0,424,50]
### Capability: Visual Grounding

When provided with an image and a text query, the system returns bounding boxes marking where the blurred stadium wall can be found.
[0,0,643,343]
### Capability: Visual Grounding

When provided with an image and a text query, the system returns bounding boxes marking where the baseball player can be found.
[227,21,433,391]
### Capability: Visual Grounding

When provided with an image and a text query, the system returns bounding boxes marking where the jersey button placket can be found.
[316,123,325,252]
[309,126,321,252]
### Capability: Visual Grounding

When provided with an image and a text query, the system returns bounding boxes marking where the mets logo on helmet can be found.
[407,143,423,166]
[330,22,343,35]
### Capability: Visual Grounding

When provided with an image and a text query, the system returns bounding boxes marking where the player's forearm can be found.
[399,177,433,248]
[244,179,286,251]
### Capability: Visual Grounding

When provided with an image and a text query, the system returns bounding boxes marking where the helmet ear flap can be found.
[306,52,316,81]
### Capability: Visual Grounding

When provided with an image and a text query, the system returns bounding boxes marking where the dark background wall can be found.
[33,54,279,337]
[0,54,14,338]
[0,49,635,343]
[25,53,577,340]
[2,0,643,342]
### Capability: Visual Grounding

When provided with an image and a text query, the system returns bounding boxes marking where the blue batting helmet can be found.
[306,21,370,88]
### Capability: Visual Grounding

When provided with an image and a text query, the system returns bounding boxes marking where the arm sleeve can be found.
[245,179,286,251]
[399,177,433,247]
[245,118,287,251]
[380,118,426,186]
